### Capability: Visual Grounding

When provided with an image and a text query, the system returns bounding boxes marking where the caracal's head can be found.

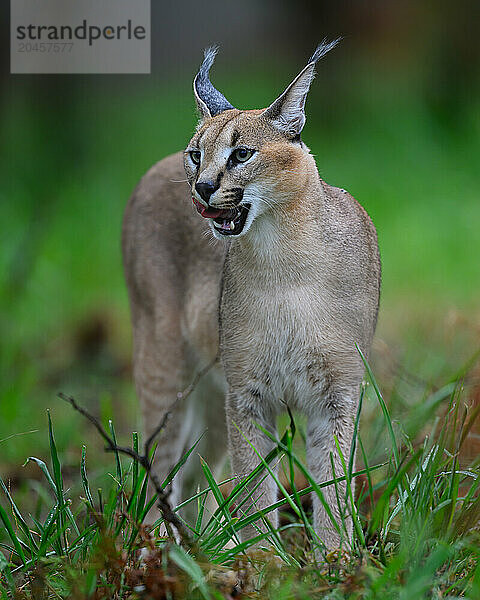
[184,41,339,240]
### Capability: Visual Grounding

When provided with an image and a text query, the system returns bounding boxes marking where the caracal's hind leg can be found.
[132,301,192,517]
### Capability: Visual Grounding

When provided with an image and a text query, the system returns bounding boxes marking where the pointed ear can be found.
[193,46,235,120]
[262,39,340,137]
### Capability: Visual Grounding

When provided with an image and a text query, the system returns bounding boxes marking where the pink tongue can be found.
[192,197,223,219]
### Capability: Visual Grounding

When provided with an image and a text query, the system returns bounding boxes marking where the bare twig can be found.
[58,354,219,548]
[59,391,190,543]
[58,393,146,466]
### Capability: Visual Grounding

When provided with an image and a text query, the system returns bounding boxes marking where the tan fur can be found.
[122,51,381,553]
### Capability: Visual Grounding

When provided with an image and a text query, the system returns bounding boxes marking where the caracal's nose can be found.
[195,180,218,202]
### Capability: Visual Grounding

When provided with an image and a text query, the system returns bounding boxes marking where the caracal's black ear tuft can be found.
[262,38,341,138]
[193,46,236,119]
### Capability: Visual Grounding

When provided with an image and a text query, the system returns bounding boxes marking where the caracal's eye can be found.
[232,148,254,163]
[190,150,201,165]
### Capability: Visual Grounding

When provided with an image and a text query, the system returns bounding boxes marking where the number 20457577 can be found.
[17,42,73,52]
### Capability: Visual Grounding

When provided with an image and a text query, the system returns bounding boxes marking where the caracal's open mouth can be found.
[192,197,251,236]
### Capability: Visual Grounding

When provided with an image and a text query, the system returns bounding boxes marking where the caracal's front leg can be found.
[225,390,278,544]
[306,388,358,553]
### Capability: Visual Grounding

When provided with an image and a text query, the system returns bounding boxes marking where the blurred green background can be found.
[1,1,479,488]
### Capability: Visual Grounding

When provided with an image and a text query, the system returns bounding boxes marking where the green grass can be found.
[1,355,479,598]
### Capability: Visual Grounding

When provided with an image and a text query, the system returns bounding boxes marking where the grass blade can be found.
[357,345,399,468]
[81,445,94,508]
[47,410,66,554]
[334,435,365,547]
[24,457,56,493]
[0,502,27,566]
[108,419,123,486]
[169,545,211,600]
[0,476,37,554]
[200,456,240,547]
[132,431,139,511]
[159,433,205,495]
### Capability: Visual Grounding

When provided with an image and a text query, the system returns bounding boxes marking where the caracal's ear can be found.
[193,46,235,120]
[262,39,341,138]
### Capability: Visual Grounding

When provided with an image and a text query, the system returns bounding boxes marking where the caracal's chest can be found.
[221,274,333,410]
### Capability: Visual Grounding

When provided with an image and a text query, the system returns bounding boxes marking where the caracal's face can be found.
[184,109,306,240]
